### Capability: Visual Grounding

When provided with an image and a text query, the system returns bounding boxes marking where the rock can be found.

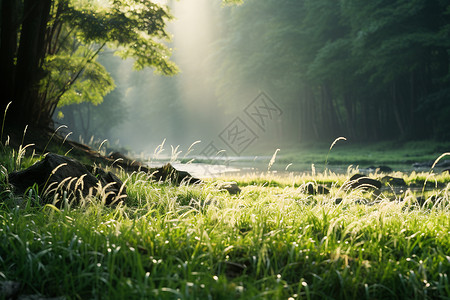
[8,153,125,206]
[0,281,20,299]
[367,165,392,173]
[346,174,382,190]
[372,188,382,199]
[223,261,247,279]
[216,182,241,195]
[416,195,437,207]
[354,198,370,205]
[413,160,450,169]
[334,198,372,205]
[381,175,406,186]
[107,152,202,185]
[304,182,330,195]
[412,161,433,168]
[151,163,202,185]
[436,160,450,168]
[108,151,141,168]
[9,153,98,199]
[87,165,127,204]
[109,151,130,161]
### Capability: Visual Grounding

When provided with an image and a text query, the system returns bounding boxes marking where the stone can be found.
[381,175,406,186]
[413,160,450,169]
[436,160,450,168]
[150,163,202,185]
[346,174,382,190]
[223,261,247,279]
[334,198,343,204]
[108,151,141,168]
[412,161,433,168]
[415,195,436,207]
[8,153,125,206]
[216,181,241,195]
[87,165,127,204]
[0,281,20,299]
[304,182,330,195]
[354,198,370,205]
[106,151,202,185]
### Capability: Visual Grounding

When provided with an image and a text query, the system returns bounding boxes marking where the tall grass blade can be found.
[325,137,347,170]
[1,101,12,146]
[431,152,450,169]
[268,149,280,171]
[42,125,68,155]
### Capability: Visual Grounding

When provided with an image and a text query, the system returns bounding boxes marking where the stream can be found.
[146,155,439,179]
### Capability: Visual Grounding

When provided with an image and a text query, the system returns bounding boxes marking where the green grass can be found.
[0,146,449,299]
[267,140,450,167]
[188,140,450,175]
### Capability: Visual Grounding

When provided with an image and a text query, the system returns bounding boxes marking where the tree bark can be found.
[0,0,20,121]
[13,0,52,126]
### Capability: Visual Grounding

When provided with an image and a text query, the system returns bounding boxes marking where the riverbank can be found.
[0,153,449,299]
[0,128,449,299]
[147,140,450,178]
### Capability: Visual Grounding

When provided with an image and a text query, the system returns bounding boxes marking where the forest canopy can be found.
[1,0,449,146]
[0,0,239,128]
[213,0,450,142]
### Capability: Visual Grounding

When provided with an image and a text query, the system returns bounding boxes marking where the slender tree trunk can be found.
[309,87,319,140]
[299,87,308,142]
[320,84,341,138]
[0,0,19,121]
[343,94,355,139]
[326,85,342,137]
[409,71,417,136]
[319,85,328,138]
[392,81,405,137]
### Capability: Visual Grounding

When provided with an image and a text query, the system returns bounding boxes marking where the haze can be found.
[56,0,450,165]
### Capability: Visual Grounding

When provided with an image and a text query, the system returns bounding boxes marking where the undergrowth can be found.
[0,132,448,299]
[0,161,449,299]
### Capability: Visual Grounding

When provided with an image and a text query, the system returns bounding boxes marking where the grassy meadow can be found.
[0,142,449,299]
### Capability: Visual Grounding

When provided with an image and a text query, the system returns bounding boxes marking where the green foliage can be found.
[43,50,115,107]
[65,0,178,74]
[418,88,450,139]
[44,0,180,110]
[46,0,241,131]
[213,0,450,142]
[0,0,190,127]
[0,134,448,298]
[0,159,449,298]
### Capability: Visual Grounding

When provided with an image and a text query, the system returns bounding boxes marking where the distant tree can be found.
[213,0,450,142]
[56,88,127,141]
[343,0,450,138]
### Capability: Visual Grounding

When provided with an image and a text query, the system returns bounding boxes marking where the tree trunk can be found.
[325,84,342,137]
[343,93,355,139]
[0,0,20,121]
[13,0,52,127]
[392,81,405,137]
[307,86,319,140]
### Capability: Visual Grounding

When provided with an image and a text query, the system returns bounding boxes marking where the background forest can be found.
[16,0,450,152]
[1,2,450,299]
